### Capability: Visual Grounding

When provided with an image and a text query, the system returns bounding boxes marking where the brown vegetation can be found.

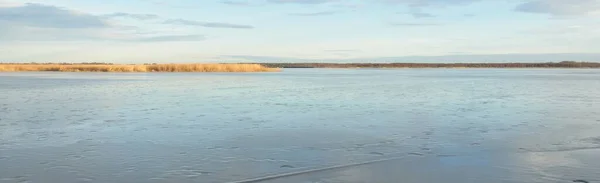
[0,63,279,72]
[2,61,597,72]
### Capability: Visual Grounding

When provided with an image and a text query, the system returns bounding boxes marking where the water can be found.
[1,69,599,183]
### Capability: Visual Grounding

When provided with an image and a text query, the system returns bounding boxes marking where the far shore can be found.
[257,61,600,69]
[1,61,599,72]
[0,63,278,72]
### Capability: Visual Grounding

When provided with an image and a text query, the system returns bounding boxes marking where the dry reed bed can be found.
[0,64,279,72]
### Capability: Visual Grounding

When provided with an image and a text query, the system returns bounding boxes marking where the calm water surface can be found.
[1,69,599,183]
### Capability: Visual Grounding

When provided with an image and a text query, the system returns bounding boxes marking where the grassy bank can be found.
[0,64,279,72]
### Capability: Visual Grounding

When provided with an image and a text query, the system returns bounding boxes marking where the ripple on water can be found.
[160,168,212,180]
[364,149,384,155]
[2,70,600,182]
[583,137,600,144]
[76,177,95,183]
[280,165,295,168]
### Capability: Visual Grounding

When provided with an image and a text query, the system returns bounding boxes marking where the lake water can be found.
[1,69,599,183]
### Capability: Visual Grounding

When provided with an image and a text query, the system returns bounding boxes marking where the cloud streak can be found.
[221,0,253,6]
[390,23,440,26]
[103,12,159,20]
[0,3,207,42]
[163,19,254,29]
[0,0,22,7]
[399,9,436,18]
[381,0,481,7]
[515,0,600,16]
[289,11,337,16]
[324,49,361,52]
[410,12,435,18]
[267,0,338,4]
[0,3,109,28]
[134,35,206,42]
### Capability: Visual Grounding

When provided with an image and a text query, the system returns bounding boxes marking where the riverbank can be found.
[0,64,279,72]
[2,62,599,72]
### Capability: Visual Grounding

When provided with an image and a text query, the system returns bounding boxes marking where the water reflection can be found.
[1,69,599,183]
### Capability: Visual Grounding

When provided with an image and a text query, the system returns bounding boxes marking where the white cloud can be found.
[0,3,109,28]
[0,3,208,43]
[0,0,23,7]
[1,0,600,62]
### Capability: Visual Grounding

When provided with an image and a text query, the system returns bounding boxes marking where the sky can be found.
[0,0,599,63]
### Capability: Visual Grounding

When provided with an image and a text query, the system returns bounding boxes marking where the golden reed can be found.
[0,64,279,72]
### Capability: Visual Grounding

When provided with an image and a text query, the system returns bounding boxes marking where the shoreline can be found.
[0,63,279,72]
[1,61,599,72]
[257,61,600,69]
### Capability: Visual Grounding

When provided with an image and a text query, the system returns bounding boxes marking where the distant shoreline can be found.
[1,62,599,72]
[257,61,600,68]
[0,63,278,72]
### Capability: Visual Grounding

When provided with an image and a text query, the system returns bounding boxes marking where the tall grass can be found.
[0,64,279,72]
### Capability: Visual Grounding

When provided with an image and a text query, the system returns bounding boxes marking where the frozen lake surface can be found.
[1,69,599,183]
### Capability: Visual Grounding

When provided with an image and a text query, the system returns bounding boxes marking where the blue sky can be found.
[1,0,599,63]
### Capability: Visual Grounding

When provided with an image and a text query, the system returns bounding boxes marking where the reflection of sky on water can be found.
[259,149,600,183]
[1,69,599,183]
